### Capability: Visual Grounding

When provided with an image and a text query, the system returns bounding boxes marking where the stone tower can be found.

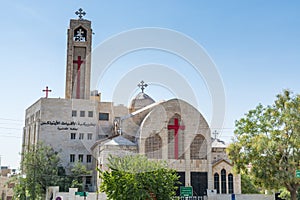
[65,8,92,99]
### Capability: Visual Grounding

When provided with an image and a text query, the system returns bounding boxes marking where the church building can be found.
[22,9,241,197]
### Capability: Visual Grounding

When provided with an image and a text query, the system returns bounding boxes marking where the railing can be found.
[173,196,204,200]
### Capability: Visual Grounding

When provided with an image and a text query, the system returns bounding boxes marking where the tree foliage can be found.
[241,173,261,194]
[14,143,92,199]
[99,155,179,200]
[69,162,92,191]
[19,143,63,199]
[227,90,300,200]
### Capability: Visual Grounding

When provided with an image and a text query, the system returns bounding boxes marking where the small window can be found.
[88,111,93,117]
[99,113,109,121]
[72,110,77,117]
[87,133,92,140]
[86,176,92,184]
[70,154,75,162]
[78,154,83,162]
[87,155,92,163]
[79,133,84,140]
[80,111,85,117]
[71,133,76,140]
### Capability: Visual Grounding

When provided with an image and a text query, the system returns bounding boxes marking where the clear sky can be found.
[1,0,300,169]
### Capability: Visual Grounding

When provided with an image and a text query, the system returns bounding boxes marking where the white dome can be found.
[129,92,155,112]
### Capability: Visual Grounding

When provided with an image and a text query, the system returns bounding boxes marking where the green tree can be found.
[99,155,179,200]
[227,90,300,200]
[19,143,63,199]
[7,174,26,200]
[241,173,260,194]
[69,162,92,191]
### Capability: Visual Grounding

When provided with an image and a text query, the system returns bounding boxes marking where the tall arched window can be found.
[168,114,185,159]
[221,169,227,194]
[214,173,220,194]
[190,134,207,159]
[145,134,162,159]
[228,173,234,194]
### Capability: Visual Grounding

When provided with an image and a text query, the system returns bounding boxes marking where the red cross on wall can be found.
[42,86,52,98]
[73,56,84,98]
[168,118,185,159]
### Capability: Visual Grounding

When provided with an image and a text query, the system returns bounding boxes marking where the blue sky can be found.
[1,1,300,169]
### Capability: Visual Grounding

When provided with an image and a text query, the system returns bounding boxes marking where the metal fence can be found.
[173,196,204,200]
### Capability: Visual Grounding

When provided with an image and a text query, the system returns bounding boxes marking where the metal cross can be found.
[75,8,86,20]
[213,130,219,139]
[42,86,52,98]
[138,81,148,93]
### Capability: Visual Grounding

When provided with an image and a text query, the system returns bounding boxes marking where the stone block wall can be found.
[207,194,273,200]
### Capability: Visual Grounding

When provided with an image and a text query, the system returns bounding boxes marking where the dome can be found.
[129,92,155,112]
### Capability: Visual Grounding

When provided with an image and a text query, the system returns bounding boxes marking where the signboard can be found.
[180,186,193,197]
[75,192,88,197]
[296,170,300,178]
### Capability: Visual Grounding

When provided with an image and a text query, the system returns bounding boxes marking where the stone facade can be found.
[91,98,241,196]
[0,168,14,200]
[22,97,128,191]
[65,18,92,100]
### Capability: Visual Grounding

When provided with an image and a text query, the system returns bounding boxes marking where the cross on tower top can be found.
[75,8,86,20]
[138,81,148,93]
[42,86,52,98]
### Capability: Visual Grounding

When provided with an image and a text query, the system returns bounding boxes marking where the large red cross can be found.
[168,118,185,159]
[73,56,84,98]
[42,86,52,98]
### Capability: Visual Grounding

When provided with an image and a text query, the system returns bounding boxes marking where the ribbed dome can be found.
[129,92,155,112]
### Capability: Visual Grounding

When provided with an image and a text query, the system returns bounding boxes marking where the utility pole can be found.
[0,155,2,176]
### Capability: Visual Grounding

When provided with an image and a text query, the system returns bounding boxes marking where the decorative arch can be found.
[214,173,220,194]
[167,114,185,159]
[228,173,234,194]
[190,134,207,159]
[73,26,87,42]
[145,134,162,159]
[221,169,227,194]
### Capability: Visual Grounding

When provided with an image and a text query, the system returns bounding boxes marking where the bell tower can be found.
[65,8,92,99]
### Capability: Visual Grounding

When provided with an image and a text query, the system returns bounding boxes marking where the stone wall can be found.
[46,187,105,200]
[207,194,273,200]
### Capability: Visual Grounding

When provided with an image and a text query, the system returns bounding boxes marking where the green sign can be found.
[296,170,300,178]
[180,186,193,197]
[75,192,88,196]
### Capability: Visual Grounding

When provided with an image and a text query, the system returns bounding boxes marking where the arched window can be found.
[221,169,227,194]
[214,173,220,194]
[168,114,185,159]
[73,26,87,42]
[228,173,234,194]
[190,134,207,159]
[145,134,162,159]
